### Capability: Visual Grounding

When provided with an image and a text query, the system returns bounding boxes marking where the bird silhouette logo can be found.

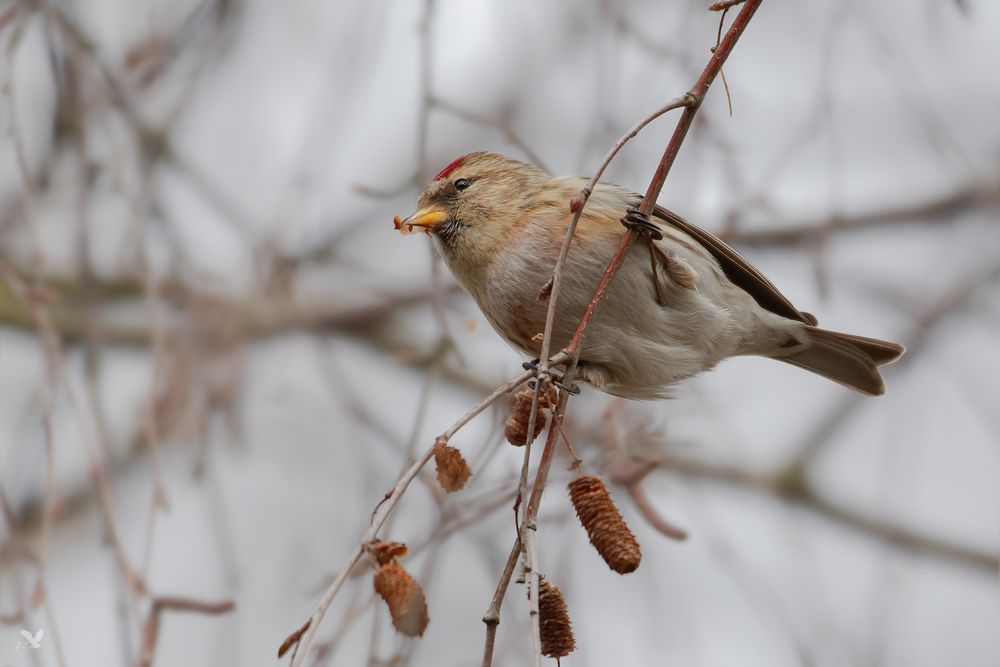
[15,629,43,651]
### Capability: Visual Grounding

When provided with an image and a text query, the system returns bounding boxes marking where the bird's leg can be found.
[648,245,669,306]
[623,208,670,304]
[622,208,697,301]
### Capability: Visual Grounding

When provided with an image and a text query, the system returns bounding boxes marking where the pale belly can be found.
[468,237,748,398]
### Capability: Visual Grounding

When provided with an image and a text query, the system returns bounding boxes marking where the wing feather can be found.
[653,205,817,325]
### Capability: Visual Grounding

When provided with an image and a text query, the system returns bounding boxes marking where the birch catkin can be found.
[568,475,641,574]
[538,578,575,659]
[504,388,550,446]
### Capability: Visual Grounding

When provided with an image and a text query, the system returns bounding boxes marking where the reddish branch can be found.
[284,355,567,667]
[486,3,766,665]
[566,0,763,358]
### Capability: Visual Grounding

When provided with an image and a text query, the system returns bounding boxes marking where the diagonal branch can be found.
[492,3,766,665]
[564,0,763,358]
[284,353,567,666]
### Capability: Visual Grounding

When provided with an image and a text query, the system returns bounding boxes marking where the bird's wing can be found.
[653,205,817,325]
[20,630,32,641]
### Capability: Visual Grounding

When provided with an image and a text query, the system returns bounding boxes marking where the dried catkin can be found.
[568,475,642,574]
[538,578,575,659]
[433,442,472,492]
[373,561,429,637]
[504,388,549,446]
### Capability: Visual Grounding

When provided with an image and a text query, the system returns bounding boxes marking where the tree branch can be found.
[729,179,1000,247]
[138,596,235,667]
[284,354,567,666]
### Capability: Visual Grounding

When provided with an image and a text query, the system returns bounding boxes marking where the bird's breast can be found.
[477,253,554,356]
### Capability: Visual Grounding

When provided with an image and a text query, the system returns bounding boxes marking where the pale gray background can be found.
[0,1,997,666]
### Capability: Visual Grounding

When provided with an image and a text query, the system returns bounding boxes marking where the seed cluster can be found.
[355,394,644,658]
[568,475,642,574]
[504,388,551,447]
[538,578,576,659]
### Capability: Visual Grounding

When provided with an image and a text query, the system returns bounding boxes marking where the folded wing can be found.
[654,205,818,325]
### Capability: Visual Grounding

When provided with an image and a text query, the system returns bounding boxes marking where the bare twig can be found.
[138,596,235,667]
[729,179,1000,247]
[608,458,689,541]
[519,390,571,667]
[477,3,767,663]
[654,452,999,573]
[534,94,690,374]
[480,538,522,667]
[562,0,763,359]
[432,96,550,172]
[285,354,567,665]
[0,263,147,625]
[709,0,748,11]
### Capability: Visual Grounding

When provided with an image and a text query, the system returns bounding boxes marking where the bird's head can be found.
[395,152,548,276]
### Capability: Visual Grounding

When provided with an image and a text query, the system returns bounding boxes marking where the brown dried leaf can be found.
[373,561,430,637]
[433,442,472,492]
[277,619,311,658]
[369,541,409,566]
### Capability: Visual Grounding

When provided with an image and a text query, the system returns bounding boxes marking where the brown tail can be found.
[779,327,905,396]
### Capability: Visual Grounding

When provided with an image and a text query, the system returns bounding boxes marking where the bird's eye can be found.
[454,178,471,191]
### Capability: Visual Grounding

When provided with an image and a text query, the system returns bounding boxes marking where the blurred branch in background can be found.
[0,0,998,666]
[731,178,1000,247]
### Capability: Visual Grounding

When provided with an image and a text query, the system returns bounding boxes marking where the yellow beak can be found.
[394,206,449,235]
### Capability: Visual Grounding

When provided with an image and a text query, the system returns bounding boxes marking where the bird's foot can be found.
[522,358,581,395]
[620,208,663,240]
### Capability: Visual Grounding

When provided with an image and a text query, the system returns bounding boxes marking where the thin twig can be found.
[623,480,689,542]
[481,538,522,667]
[709,0,748,11]
[432,96,550,172]
[654,452,1000,573]
[535,94,690,375]
[285,354,567,665]
[730,179,1000,247]
[519,390,570,667]
[138,596,235,667]
[480,3,766,663]
[564,0,763,359]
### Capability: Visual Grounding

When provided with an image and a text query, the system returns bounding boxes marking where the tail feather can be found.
[779,327,905,396]
[818,330,905,365]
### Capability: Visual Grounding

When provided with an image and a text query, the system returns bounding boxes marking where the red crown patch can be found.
[433,156,466,181]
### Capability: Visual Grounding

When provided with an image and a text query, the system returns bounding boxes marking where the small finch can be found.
[396,152,904,399]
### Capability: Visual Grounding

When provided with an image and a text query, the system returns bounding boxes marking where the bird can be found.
[395,151,904,399]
